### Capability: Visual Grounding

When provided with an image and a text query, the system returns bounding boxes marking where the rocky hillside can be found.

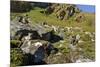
[10,15,95,66]
[10,1,95,67]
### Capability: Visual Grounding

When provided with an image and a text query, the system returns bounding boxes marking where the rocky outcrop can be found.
[10,13,95,66]
[44,4,81,20]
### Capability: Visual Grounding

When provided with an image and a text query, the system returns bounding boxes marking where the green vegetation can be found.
[10,40,22,48]
[11,7,95,32]
[78,41,95,60]
[11,1,32,12]
[10,1,95,66]
[10,48,25,66]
